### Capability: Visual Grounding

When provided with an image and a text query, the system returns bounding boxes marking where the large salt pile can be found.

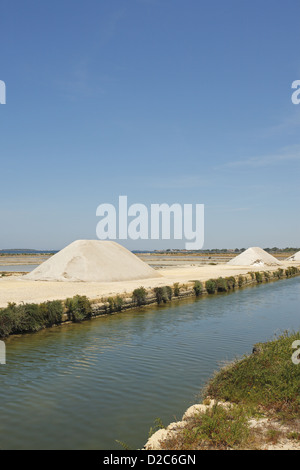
[25,240,162,282]
[227,247,283,267]
[286,251,300,262]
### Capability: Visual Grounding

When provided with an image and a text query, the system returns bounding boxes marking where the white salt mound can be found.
[227,247,283,267]
[286,251,300,262]
[25,240,162,282]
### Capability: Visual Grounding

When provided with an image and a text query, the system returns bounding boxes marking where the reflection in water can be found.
[0,277,299,449]
[0,265,38,272]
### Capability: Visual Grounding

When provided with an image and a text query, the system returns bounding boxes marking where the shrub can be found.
[173,283,180,297]
[226,276,236,290]
[39,300,64,327]
[132,287,147,306]
[216,277,228,292]
[206,279,217,294]
[285,266,299,277]
[0,306,16,337]
[107,295,124,313]
[273,268,284,279]
[238,275,244,288]
[193,280,203,297]
[154,286,172,305]
[255,272,263,283]
[113,295,124,312]
[165,286,173,301]
[11,303,44,334]
[0,300,65,337]
[65,295,92,322]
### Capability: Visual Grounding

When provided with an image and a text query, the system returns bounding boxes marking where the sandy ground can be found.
[0,262,299,308]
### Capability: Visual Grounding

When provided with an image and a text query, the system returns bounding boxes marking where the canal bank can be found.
[0,265,299,339]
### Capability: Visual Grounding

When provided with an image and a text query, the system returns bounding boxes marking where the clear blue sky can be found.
[1,0,299,250]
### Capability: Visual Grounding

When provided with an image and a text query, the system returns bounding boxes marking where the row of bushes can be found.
[205,267,300,294]
[0,295,92,338]
[132,282,200,307]
[1,266,299,337]
[205,276,237,294]
[248,267,299,283]
[132,266,300,307]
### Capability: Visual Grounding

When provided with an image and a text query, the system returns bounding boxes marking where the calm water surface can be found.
[0,277,299,450]
[0,265,38,272]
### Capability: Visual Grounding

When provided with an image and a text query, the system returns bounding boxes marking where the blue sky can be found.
[0,0,299,250]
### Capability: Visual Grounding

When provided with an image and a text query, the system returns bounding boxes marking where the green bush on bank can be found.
[132,287,147,306]
[273,268,284,279]
[205,331,300,421]
[173,283,180,297]
[238,275,245,288]
[0,300,64,337]
[107,295,124,313]
[216,277,228,292]
[65,295,92,322]
[1,266,299,339]
[226,276,236,290]
[206,279,217,294]
[154,286,173,305]
[285,266,299,277]
[193,280,203,297]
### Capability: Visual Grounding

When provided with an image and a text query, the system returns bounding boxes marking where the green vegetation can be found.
[160,332,300,450]
[39,300,64,327]
[285,266,298,277]
[65,295,92,322]
[132,286,147,306]
[0,295,94,337]
[206,276,236,294]
[238,275,245,288]
[173,282,180,297]
[107,295,124,313]
[0,267,299,339]
[273,268,284,279]
[225,276,236,290]
[154,286,173,305]
[161,402,252,450]
[193,280,203,297]
[205,279,217,294]
[216,277,228,292]
[206,331,300,422]
[0,300,64,337]
[148,418,166,439]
